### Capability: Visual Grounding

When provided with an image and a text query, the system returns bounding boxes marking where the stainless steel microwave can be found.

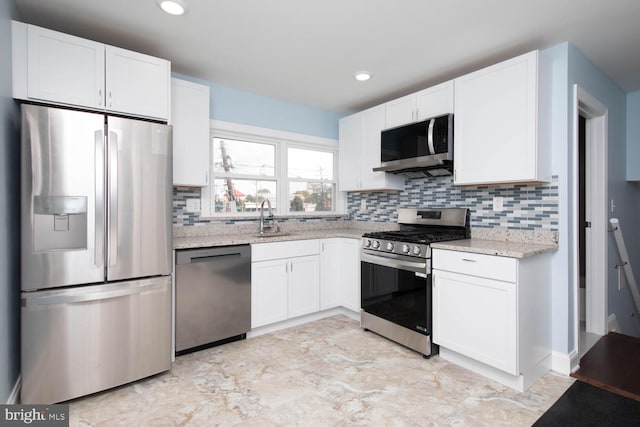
[374,114,453,177]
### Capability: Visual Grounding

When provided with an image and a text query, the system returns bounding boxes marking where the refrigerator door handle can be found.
[108,131,118,267]
[94,130,104,269]
[23,281,167,307]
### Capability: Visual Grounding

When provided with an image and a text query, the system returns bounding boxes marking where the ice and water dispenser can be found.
[32,195,88,251]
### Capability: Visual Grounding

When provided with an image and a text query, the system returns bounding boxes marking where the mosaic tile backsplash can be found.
[174,175,559,231]
[347,175,559,230]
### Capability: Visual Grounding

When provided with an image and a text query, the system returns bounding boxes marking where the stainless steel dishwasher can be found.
[175,245,251,354]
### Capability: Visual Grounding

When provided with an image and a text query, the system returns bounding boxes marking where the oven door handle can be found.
[361,253,428,274]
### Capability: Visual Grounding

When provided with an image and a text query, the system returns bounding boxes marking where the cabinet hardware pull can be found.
[108,91,112,107]
[98,89,103,106]
[462,258,477,262]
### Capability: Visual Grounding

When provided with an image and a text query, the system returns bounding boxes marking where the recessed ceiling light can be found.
[157,0,187,16]
[354,71,372,82]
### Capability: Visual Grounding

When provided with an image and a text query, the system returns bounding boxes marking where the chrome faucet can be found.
[259,199,278,234]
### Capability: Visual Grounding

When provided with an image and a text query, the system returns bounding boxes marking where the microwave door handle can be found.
[427,118,436,155]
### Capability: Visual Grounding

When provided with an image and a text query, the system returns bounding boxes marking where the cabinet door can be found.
[288,255,320,318]
[320,239,342,310]
[415,81,454,121]
[385,93,416,129]
[361,106,404,191]
[251,259,288,328]
[433,270,517,374]
[340,238,361,312]
[105,46,170,120]
[338,112,363,191]
[454,51,538,185]
[171,78,210,186]
[26,25,104,109]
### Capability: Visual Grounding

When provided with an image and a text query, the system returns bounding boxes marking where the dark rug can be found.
[533,380,640,426]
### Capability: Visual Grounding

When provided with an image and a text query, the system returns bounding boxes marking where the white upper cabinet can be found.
[12,21,170,121]
[23,23,105,109]
[454,50,549,185]
[105,46,170,120]
[385,81,454,129]
[338,105,404,192]
[171,78,210,187]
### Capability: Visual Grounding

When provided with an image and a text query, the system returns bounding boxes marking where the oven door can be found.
[361,252,432,335]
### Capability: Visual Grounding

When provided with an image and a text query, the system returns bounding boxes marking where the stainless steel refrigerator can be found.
[20,104,173,404]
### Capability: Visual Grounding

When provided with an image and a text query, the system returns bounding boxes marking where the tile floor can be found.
[69,315,573,426]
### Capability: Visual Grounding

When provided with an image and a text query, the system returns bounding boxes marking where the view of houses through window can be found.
[209,136,336,215]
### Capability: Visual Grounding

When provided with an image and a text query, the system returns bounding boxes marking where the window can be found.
[287,148,334,212]
[203,126,338,217]
[211,138,277,213]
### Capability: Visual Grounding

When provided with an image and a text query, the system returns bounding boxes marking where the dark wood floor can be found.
[572,332,640,401]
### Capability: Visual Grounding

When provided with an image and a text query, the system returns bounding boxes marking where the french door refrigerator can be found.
[20,104,173,404]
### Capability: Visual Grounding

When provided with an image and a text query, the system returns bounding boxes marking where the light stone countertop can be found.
[173,228,365,250]
[431,238,557,258]
[174,225,558,258]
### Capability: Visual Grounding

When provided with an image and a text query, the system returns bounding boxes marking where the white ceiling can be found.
[14,0,640,113]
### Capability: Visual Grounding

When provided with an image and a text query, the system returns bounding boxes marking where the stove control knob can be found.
[386,242,395,251]
[372,240,381,249]
[364,239,372,248]
[401,244,411,254]
[412,246,422,256]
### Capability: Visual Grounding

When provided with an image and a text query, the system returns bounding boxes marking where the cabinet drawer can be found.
[433,249,516,282]
[251,239,319,261]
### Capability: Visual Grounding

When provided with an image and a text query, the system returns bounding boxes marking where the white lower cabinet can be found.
[433,267,517,374]
[287,256,320,318]
[251,259,289,327]
[320,238,361,312]
[319,239,343,310]
[432,248,551,391]
[251,240,320,328]
[251,238,361,329]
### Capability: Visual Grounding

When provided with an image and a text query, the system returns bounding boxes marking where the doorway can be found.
[573,85,608,364]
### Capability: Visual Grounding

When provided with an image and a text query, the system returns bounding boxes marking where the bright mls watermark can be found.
[1,405,68,426]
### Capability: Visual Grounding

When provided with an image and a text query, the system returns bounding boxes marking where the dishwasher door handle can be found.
[189,253,241,264]
[176,245,251,264]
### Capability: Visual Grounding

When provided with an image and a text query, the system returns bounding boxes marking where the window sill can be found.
[198,212,348,221]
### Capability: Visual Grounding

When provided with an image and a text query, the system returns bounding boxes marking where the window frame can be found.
[200,121,340,219]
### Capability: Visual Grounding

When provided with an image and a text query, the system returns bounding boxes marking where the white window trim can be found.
[201,120,342,219]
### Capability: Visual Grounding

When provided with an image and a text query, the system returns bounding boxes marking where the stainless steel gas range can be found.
[360,207,470,358]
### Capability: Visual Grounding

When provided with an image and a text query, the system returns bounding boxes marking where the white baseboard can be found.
[7,375,20,404]
[551,350,579,375]
[608,313,620,332]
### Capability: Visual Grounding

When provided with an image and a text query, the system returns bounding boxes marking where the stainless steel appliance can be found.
[360,208,470,357]
[175,245,251,354]
[374,114,453,177]
[20,104,173,404]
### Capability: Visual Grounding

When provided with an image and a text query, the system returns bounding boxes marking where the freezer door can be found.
[107,117,172,281]
[21,104,105,291]
[21,276,172,404]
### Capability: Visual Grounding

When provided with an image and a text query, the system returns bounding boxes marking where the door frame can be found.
[572,85,608,354]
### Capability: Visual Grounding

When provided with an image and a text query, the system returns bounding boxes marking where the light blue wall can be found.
[567,45,640,339]
[172,73,342,140]
[627,90,640,180]
[540,43,572,353]
[0,0,21,403]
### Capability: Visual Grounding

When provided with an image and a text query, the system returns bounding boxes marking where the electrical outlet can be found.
[493,196,504,212]
[186,198,201,213]
[360,199,366,210]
